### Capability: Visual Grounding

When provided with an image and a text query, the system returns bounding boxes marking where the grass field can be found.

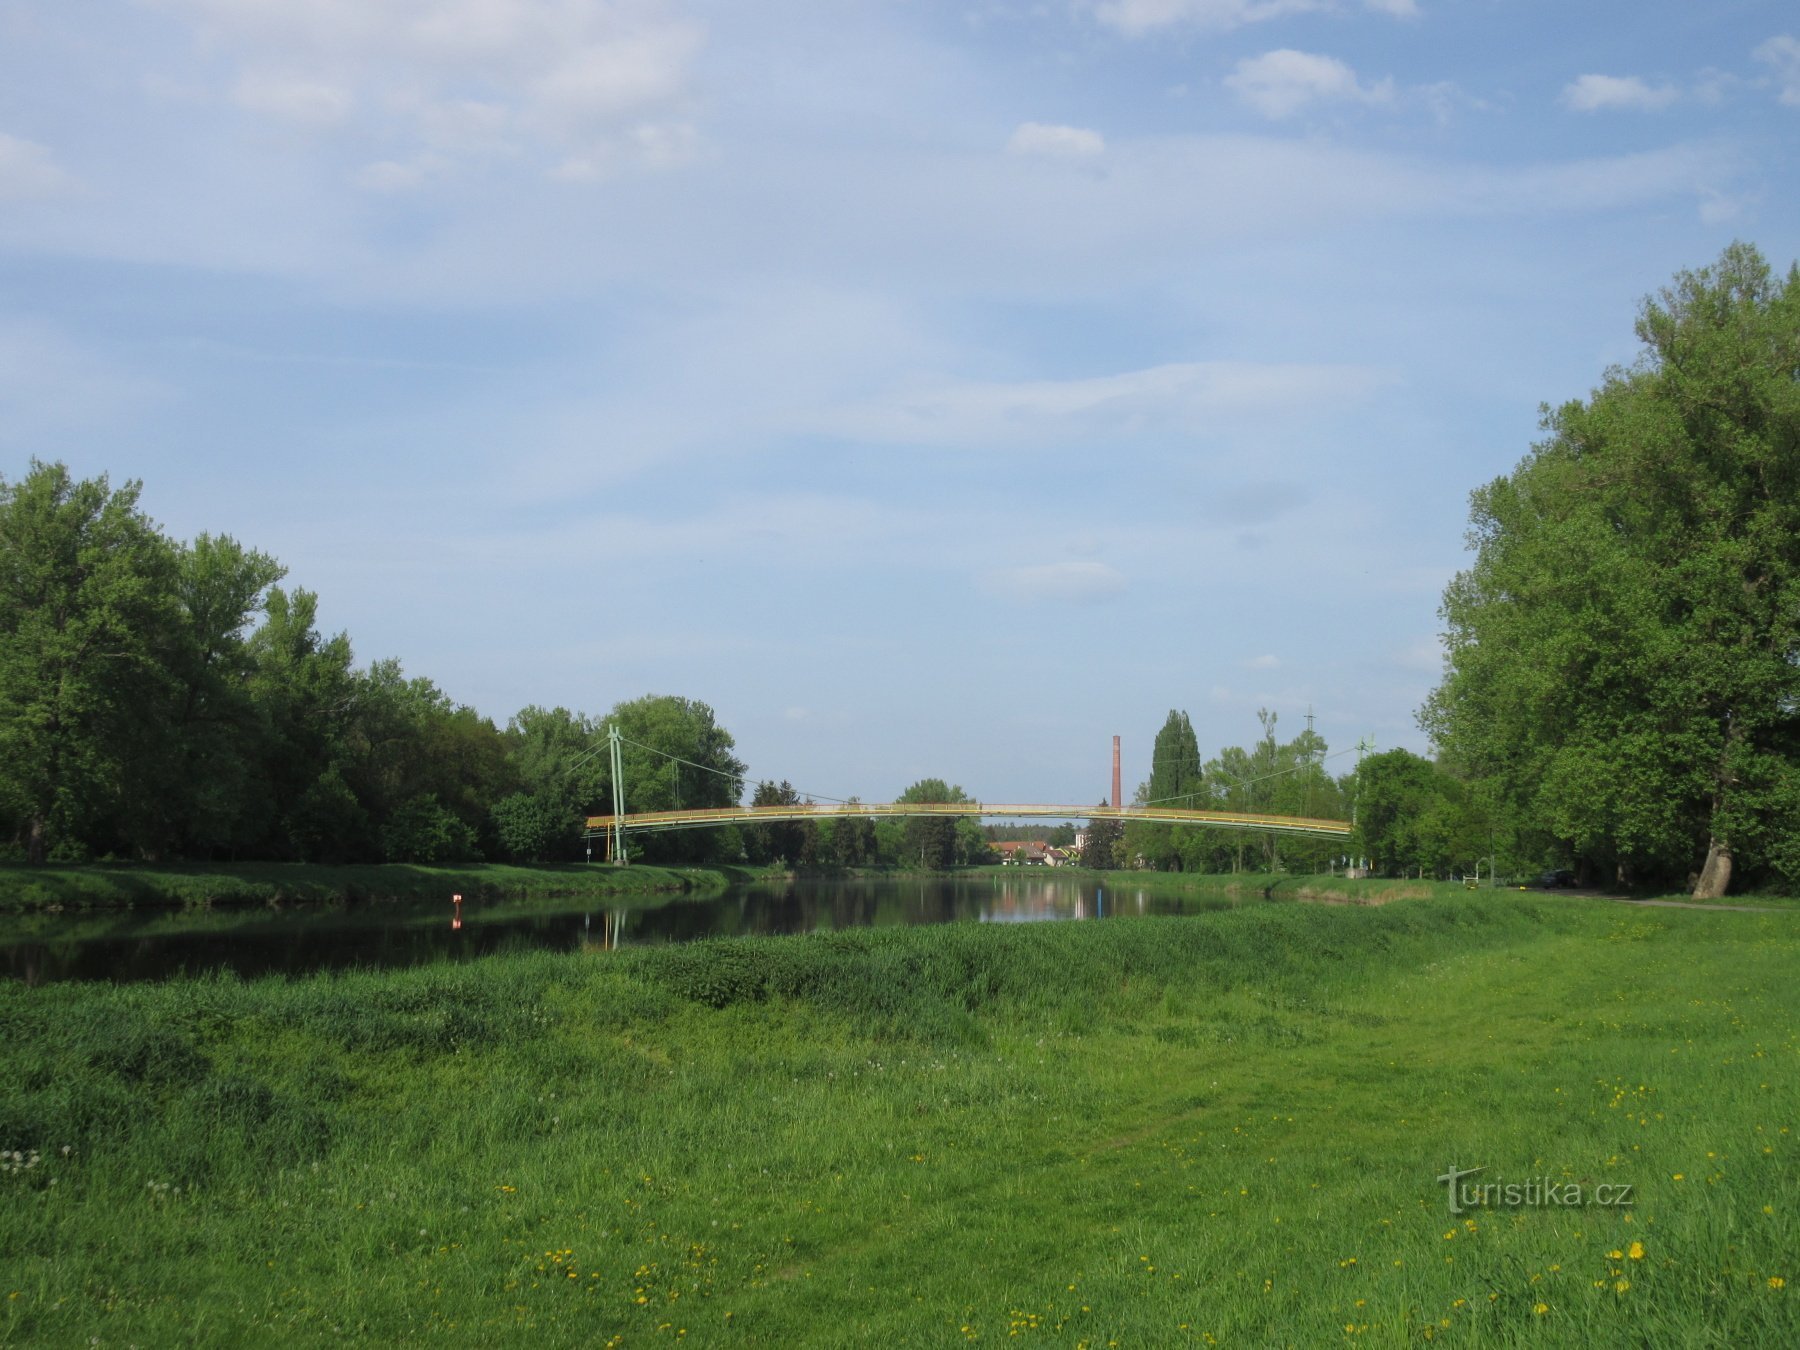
[1,894,1794,1345]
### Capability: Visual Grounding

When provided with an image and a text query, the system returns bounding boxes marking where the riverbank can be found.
[8,857,1792,916]
[0,861,746,913]
[2,895,1793,1344]
[0,861,1460,914]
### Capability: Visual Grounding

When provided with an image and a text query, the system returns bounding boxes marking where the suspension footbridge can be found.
[579,727,1353,863]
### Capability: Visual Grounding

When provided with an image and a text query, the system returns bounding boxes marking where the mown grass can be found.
[0,861,740,913]
[1,895,1795,1345]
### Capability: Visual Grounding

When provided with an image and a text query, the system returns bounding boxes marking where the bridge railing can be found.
[583,802,1351,839]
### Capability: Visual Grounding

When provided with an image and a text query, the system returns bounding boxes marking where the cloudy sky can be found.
[2,1,1796,805]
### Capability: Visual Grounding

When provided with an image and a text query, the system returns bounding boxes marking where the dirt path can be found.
[1535,888,1780,913]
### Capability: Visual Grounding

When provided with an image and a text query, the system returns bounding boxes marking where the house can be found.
[994,840,1054,866]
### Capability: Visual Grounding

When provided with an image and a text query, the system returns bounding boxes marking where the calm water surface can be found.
[0,875,1242,985]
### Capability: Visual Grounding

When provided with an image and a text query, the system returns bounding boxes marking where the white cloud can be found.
[1089,0,1411,36]
[144,0,705,174]
[1007,122,1105,159]
[982,561,1126,604]
[528,23,701,126]
[1560,74,1679,112]
[1755,35,1800,106]
[231,72,354,126]
[1244,653,1281,670]
[816,360,1391,450]
[1226,50,1395,119]
[0,132,76,200]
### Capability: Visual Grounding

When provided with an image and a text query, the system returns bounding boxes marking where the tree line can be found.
[1079,244,1800,898]
[0,464,1006,870]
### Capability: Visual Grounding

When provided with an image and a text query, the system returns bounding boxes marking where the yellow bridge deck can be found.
[585,802,1351,838]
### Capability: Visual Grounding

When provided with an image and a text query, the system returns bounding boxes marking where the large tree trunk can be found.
[26,814,46,866]
[1693,838,1733,900]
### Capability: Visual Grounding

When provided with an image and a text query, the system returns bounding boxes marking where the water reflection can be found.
[0,875,1235,986]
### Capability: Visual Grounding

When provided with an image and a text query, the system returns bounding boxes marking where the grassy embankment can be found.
[2,894,1795,1345]
[0,862,746,913]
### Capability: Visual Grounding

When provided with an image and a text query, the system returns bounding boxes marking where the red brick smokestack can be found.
[1112,736,1121,810]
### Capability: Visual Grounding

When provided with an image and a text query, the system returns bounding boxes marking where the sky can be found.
[2,1,1797,808]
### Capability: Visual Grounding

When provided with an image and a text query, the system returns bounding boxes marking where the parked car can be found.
[1536,868,1576,888]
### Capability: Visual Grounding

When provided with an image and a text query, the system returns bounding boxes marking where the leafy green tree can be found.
[895,778,973,869]
[1081,805,1123,869]
[743,780,817,865]
[953,817,993,865]
[1127,709,1206,869]
[380,794,477,863]
[496,705,606,861]
[490,791,570,862]
[1423,244,1800,896]
[1352,749,1439,877]
[596,695,747,864]
[155,534,287,857]
[507,705,605,808]
[1147,710,1204,807]
[829,799,878,867]
[0,462,180,862]
[245,587,361,860]
[338,661,514,857]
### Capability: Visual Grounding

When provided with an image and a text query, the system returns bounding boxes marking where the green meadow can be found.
[1,895,1794,1346]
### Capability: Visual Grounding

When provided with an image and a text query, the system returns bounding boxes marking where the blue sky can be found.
[2,1,1797,806]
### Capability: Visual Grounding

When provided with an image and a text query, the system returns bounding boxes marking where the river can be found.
[0,873,1244,985]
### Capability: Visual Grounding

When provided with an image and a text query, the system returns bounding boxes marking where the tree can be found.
[1352,749,1439,877]
[1423,244,1800,897]
[158,534,287,857]
[490,791,568,862]
[1128,709,1205,869]
[1082,803,1123,870]
[1146,710,1204,807]
[829,798,878,867]
[743,779,816,866]
[245,587,361,861]
[596,695,747,864]
[895,778,973,869]
[0,462,179,863]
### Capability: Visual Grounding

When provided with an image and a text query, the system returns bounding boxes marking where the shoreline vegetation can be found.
[1,895,1794,1343]
[7,860,1791,916]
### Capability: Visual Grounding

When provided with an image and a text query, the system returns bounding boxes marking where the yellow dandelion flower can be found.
[1533,1302,1549,1315]
[1771,1277,1787,1290]
[1615,1280,1630,1293]
[1628,1242,1644,1260]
